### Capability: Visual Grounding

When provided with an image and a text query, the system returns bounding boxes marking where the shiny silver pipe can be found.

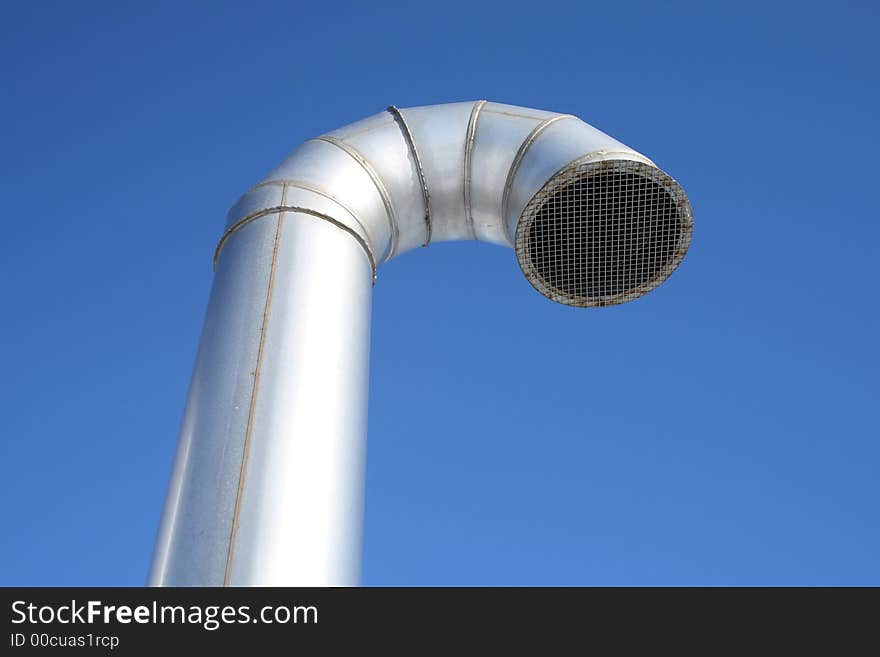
[149,101,693,586]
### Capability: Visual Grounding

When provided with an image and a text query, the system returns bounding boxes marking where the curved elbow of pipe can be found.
[218,100,693,307]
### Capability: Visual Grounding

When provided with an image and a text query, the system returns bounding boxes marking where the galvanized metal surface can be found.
[151,213,372,586]
[151,101,693,586]
[149,215,280,586]
[386,105,432,245]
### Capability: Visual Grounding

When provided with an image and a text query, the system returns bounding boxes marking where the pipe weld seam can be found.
[223,184,287,586]
[311,135,399,260]
[500,114,577,234]
[214,205,378,284]
[463,100,487,240]
[246,178,376,252]
[386,105,432,247]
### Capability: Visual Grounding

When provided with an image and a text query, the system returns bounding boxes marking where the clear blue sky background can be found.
[1,1,877,586]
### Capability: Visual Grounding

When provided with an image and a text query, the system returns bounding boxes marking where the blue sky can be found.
[1,1,877,585]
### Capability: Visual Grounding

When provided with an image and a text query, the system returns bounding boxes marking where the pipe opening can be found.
[515,159,693,307]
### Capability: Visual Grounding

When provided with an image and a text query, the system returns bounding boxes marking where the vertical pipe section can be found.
[148,215,281,586]
[150,212,373,586]
[227,213,373,585]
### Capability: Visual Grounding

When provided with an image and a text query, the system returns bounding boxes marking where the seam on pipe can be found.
[482,108,564,120]
[223,184,287,587]
[329,114,396,141]
[386,105,432,246]
[500,114,577,240]
[246,179,376,251]
[462,100,487,240]
[311,135,399,260]
[215,205,377,284]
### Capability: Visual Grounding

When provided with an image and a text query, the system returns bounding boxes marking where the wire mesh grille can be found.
[515,159,693,307]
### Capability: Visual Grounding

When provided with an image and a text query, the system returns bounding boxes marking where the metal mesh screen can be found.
[515,159,693,307]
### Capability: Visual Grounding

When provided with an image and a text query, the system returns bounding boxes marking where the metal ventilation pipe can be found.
[149,101,693,586]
